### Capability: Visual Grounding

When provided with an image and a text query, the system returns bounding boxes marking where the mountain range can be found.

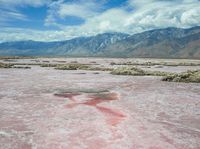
[0,26,200,58]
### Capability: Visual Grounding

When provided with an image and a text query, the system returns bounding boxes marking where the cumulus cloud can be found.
[45,0,103,28]
[71,8,130,34]
[83,0,200,34]
[126,0,200,29]
[0,0,200,42]
[58,2,99,19]
[57,0,200,36]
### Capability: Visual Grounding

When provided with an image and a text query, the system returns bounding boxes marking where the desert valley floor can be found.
[0,58,200,149]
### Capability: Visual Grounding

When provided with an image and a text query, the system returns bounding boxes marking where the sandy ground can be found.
[0,58,200,149]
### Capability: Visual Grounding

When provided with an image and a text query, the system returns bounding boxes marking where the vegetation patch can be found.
[110,61,160,66]
[12,66,31,69]
[8,63,41,66]
[40,63,60,67]
[52,60,67,63]
[86,67,113,71]
[12,62,112,71]
[42,61,50,63]
[110,61,200,66]
[0,62,14,68]
[0,63,31,69]
[111,66,172,76]
[55,64,89,70]
[55,64,113,71]
[162,62,200,66]
[0,56,35,60]
[162,70,200,83]
[111,67,145,76]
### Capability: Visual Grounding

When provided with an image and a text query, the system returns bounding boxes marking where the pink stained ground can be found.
[0,58,200,149]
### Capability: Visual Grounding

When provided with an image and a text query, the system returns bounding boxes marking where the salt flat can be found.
[0,58,200,149]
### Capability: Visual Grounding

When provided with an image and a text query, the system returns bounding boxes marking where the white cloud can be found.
[0,9,27,27]
[0,9,27,20]
[57,0,200,36]
[58,2,98,19]
[77,8,130,34]
[0,0,200,42]
[128,0,157,8]
[45,0,102,28]
[0,0,51,28]
[181,8,200,25]
[0,27,77,42]
[125,0,200,29]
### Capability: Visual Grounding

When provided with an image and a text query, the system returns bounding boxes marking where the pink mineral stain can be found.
[64,103,78,108]
[160,133,174,146]
[84,92,118,106]
[96,106,126,126]
[55,92,126,126]
[82,92,125,126]
[54,91,126,148]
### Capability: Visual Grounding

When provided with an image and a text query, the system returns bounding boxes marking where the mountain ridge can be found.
[0,26,199,58]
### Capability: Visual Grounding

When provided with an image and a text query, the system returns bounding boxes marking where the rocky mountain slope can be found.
[0,26,199,58]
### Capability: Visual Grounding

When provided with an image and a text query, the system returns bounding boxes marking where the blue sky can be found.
[0,0,200,42]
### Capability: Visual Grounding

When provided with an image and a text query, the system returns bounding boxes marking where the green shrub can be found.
[162,70,200,83]
[111,66,172,76]
[86,67,113,71]
[111,67,145,75]
[110,61,160,66]
[55,64,89,70]
[0,56,34,60]
[12,66,31,69]
[40,63,59,67]
[110,61,200,66]
[0,63,31,69]
[0,62,13,68]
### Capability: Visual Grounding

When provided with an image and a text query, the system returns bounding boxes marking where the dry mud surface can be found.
[0,58,200,149]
